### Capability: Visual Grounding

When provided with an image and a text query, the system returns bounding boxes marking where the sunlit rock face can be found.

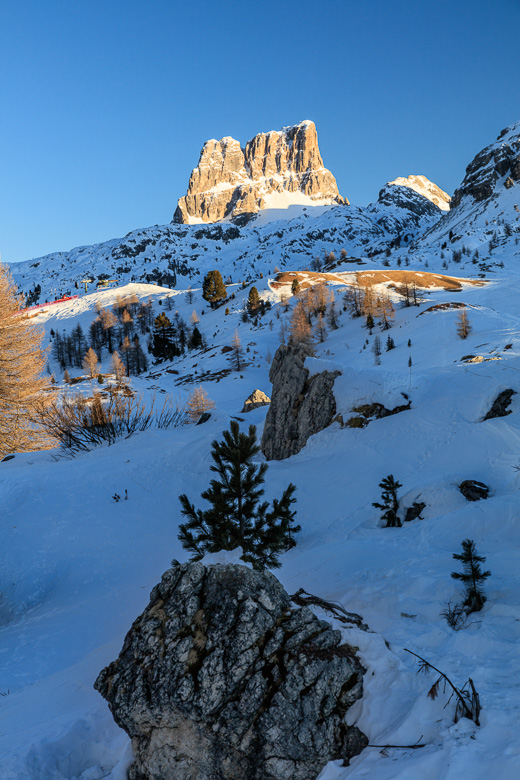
[386,175,451,212]
[173,120,347,224]
[451,121,520,207]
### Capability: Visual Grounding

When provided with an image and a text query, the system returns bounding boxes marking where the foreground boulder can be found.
[262,344,340,460]
[95,562,367,780]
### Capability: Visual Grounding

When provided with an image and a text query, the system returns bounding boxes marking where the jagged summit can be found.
[451,120,520,208]
[387,175,451,211]
[173,120,347,225]
[413,119,520,253]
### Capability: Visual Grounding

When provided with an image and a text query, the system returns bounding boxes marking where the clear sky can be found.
[2,0,520,263]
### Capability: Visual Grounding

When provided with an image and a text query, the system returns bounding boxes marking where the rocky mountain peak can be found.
[451,120,520,208]
[386,175,451,211]
[173,120,347,224]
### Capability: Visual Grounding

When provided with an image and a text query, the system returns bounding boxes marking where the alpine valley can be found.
[2,118,520,780]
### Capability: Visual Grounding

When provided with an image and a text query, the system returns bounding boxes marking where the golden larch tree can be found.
[186,385,216,423]
[0,264,54,457]
[289,300,313,347]
[456,308,472,339]
[82,347,99,379]
[111,350,126,387]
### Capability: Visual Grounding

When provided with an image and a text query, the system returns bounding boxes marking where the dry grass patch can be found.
[273,269,486,293]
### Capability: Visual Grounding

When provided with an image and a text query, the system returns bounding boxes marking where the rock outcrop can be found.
[174,121,347,224]
[459,480,490,501]
[94,562,367,780]
[451,121,520,208]
[242,388,271,412]
[483,389,516,420]
[261,344,340,460]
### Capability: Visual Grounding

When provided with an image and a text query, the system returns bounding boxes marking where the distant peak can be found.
[388,175,451,211]
[174,121,347,224]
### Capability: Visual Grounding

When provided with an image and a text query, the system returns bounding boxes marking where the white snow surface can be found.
[3,118,520,778]
[2,261,520,780]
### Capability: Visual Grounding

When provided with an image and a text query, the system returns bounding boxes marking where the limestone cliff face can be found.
[174,121,347,224]
[451,121,520,208]
[261,343,340,461]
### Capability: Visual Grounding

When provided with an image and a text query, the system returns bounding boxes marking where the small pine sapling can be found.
[451,539,491,614]
[178,421,299,569]
[373,475,402,527]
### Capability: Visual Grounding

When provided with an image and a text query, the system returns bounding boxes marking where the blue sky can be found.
[2,0,520,263]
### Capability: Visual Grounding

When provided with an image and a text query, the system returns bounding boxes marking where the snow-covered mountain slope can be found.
[9,179,447,304]
[2,257,520,779]
[388,175,451,211]
[411,120,520,258]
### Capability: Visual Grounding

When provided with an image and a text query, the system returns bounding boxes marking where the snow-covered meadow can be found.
[1,256,520,779]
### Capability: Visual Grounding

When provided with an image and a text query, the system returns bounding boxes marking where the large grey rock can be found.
[174,121,347,224]
[94,563,367,780]
[261,344,340,460]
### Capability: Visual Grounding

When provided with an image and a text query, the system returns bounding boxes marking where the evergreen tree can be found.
[202,270,227,307]
[386,335,395,351]
[451,539,491,613]
[178,421,299,569]
[189,325,203,350]
[373,475,402,527]
[247,286,261,315]
[291,278,300,295]
[151,312,180,361]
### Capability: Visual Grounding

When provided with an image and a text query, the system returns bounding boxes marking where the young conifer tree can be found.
[451,539,491,613]
[178,421,299,569]
[373,475,402,527]
[0,264,53,457]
